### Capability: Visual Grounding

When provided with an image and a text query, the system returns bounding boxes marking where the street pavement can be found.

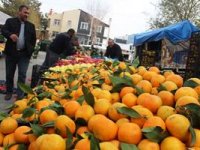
[0,51,46,112]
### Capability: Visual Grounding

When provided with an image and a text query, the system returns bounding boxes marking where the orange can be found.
[176,96,199,107]
[131,74,143,85]
[160,136,186,150]
[51,91,61,101]
[118,122,142,144]
[14,126,31,143]
[187,128,200,147]
[28,141,37,150]
[158,91,175,106]
[74,87,83,99]
[97,90,112,102]
[108,102,127,121]
[143,116,166,130]
[165,114,190,141]
[88,114,118,141]
[74,138,90,150]
[3,133,16,146]
[120,87,135,98]
[54,84,65,92]
[151,74,165,87]
[111,93,120,103]
[119,62,127,70]
[175,87,198,101]
[162,81,178,91]
[110,140,120,149]
[151,87,158,95]
[122,93,137,107]
[188,78,200,85]
[142,71,156,81]
[194,85,200,95]
[0,132,3,146]
[35,134,66,150]
[94,99,111,115]
[163,70,174,78]
[75,105,95,122]
[131,105,153,128]
[13,99,27,114]
[157,106,176,121]
[76,126,89,135]
[46,127,55,134]
[148,66,160,74]
[138,139,160,150]
[137,93,162,113]
[91,88,102,98]
[116,118,130,127]
[55,115,76,138]
[137,66,147,76]
[28,134,37,143]
[9,144,19,150]
[35,99,52,111]
[136,80,152,93]
[101,83,113,91]
[39,109,58,124]
[100,142,118,150]
[166,74,183,87]
[63,101,81,118]
[0,117,18,135]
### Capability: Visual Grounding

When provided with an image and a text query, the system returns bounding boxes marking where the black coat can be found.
[2,17,36,57]
[105,43,124,61]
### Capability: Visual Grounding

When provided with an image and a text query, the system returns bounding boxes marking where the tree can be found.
[0,0,42,29]
[85,0,109,45]
[149,0,200,29]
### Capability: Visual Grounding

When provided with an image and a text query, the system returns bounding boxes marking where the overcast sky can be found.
[38,0,159,38]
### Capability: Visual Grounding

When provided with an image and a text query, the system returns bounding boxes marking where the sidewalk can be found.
[0,51,46,112]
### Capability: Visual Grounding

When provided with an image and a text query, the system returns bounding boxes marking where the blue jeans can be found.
[5,52,30,98]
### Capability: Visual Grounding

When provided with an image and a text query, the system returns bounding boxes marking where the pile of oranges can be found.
[0,61,200,150]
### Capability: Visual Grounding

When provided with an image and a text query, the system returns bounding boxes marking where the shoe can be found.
[4,93,12,100]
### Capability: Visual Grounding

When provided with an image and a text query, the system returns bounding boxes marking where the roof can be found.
[0,11,11,25]
[133,20,199,46]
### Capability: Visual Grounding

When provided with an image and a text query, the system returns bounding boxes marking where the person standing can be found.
[105,39,124,61]
[2,5,36,100]
[41,28,76,69]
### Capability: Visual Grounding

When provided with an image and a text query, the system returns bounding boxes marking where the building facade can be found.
[47,9,109,46]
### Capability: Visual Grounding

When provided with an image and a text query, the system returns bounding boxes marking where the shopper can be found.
[40,28,76,69]
[105,39,124,61]
[2,5,36,100]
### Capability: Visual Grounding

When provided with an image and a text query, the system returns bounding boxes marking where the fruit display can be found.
[0,59,200,150]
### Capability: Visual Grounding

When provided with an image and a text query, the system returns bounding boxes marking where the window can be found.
[80,22,89,30]
[96,37,101,45]
[67,20,72,28]
[96,26,102,33]
[53,19,60,26]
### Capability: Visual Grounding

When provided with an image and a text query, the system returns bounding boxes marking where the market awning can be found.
[0,11,11,25]
[133,20,199,46]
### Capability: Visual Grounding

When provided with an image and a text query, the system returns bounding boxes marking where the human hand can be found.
[10,34,18,42]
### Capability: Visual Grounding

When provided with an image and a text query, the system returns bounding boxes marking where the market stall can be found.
[133,20,200,78]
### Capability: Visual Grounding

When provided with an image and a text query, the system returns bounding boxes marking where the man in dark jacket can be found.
[41,28,75,69]
[2,5,36,100]
[105,39,124,61]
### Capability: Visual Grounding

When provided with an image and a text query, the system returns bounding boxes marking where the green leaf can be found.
[132,57,140,68]
[30,123,45,136]
[37,91,52,100]
[157,84,167,92]
[75,118,87,126]
[17,144,28,150]
[135,86,145,95]
[41,121,55,128]
[189,126,196,147]
[0,111,9,121]
[48,102,64,115]
[18,82,34,94]
[22,107,35,118]
[112,60,120,67]
[90,134,100,150]
[142,126,169,143]
[66,126,73,150]
[5,104,18,112]
[71,84,79,91]
[184,80,199,88]
[117,107,141,118]
[120,143,138,150]
[77,95,85,105]
[82,86,95,107]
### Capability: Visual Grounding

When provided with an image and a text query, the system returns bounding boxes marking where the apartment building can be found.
[47,9,109,46]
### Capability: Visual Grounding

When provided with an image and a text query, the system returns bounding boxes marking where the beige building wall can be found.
[48,9,81,38]
[60,9,80,32]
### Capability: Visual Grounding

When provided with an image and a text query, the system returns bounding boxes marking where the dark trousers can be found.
[5,52,30,98]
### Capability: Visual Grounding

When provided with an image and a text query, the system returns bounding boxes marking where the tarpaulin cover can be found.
[133,20,199,46]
